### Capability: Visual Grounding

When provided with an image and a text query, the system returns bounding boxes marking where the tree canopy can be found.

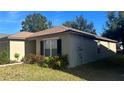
[102,11,124,51]
[102,12,119,40]
[63,15,96,34]
[20,13,53,32]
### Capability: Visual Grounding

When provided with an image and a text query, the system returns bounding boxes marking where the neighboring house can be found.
[0,32,33,61]
[0,26,117,67]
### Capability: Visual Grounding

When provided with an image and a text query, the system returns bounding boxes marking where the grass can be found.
[0,55,124,81]
[0,64,83,81]
[63,55,124,81]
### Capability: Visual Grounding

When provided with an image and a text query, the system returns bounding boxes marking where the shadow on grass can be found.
[62,55,124,81]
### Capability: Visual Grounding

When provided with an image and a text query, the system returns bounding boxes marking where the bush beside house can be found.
[14,53,20,61]
[0,51,10,64]
[21,54,44,64]
[0,51,21,65]
[21,54,69,69]
[0,51,68,69]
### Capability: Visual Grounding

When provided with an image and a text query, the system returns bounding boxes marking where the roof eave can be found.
[95,38,117,43]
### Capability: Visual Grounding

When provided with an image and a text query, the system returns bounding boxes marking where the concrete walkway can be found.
[0,62,23,67]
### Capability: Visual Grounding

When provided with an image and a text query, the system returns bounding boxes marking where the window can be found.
[44,40,50,56]
[42,39,58,56]
[51,39,57,56]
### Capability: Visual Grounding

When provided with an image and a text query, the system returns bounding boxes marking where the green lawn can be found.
[0,55,124,81]
[0,64,83,81]
[64,55,124,81]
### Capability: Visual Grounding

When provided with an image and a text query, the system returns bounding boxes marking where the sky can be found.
[0,11,107,35]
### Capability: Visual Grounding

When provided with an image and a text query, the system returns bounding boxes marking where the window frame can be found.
[42,37,59,56]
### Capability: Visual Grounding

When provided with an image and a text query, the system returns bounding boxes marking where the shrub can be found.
[14,53,20,61]
[53,60,61,69]
[44,57,53,65]
[42,63,49,68]
[0,51,9,64]
[43,55,69,69]
[59,55,69,68]
[22,54,69,69]
[21,54,44,64]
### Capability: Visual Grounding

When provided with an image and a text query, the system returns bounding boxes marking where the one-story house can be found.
[0,26,117,67]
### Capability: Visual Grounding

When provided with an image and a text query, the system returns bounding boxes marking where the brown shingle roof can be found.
[8,32,33,40]
[0,33,10,39]
[5,26,117,42]
[94,35,117,43]
[28,26,117,43]
[29,26,69,38]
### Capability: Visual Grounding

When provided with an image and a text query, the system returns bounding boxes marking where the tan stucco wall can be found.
[9,40,25,61]
[33,34,70,56]
[67,34,117,67]
[110,42,116,52]
[99,41,116,53]
[29,33,117,68]
[99,41,116,56]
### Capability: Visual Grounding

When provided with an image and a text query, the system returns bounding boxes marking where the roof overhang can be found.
[27,29,117,43]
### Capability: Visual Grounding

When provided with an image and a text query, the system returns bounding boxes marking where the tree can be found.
[118,12,124,51]
[63,21,75,28]
[102,12,119,40]
[63,15,96,34]
[20,14,53,32]
[102,11,124,52]
[47,21,53,28]
[86,22,96,34]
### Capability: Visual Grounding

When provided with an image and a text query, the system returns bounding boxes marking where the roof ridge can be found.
[15,31,33,34]
[32,26,67,33]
